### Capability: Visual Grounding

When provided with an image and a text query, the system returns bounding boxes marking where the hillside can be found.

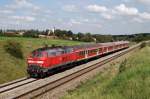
[62,46,150,99]
[0,37,82,84]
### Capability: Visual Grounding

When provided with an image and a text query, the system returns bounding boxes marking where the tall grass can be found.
[62,46,150,99]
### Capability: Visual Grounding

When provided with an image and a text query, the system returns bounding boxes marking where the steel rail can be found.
[0,78,38,93]
[0,77,28,88]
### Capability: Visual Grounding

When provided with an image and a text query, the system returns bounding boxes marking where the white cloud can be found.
[45,10,52,14]
[115,4,138,16]
[86,5,113,20]
[123,0,131,3]
[0,9,13,14]
[114,3,150,21]
[6,0,40,11]
[82,19,89,22]
[137,0,150,4]
[132,17,143,23]
[11,16,35,22]
[101,13,113,20]
[95,24,102,28]
[62,5,78,12]
[139,12,150,20]
[70,19,81,24]
[14,0,31,6]
[86,5,108,13]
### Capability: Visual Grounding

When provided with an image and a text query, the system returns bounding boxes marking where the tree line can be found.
[0,29,150,43]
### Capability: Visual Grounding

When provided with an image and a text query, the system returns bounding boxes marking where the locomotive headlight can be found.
[37,61,44,67]
[36,61,44,64]
[28,60,44,64]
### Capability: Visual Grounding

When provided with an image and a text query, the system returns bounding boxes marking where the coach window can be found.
[94,49,97,53]
[91,50,93,54]
[92,49,94,53]
[92,49,96,53]
[89,50,91,54]
[87,50,89,54]
[83,51,85,55]
[91,50,93,53]
[99,48,102,53]
[79,52,82,56]
[79,51,84,56]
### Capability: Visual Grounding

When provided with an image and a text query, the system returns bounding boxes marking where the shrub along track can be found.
[0,43,141,99]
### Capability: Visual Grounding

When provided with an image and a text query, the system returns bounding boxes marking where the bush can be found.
[140,42,146,49]
[23,31,38,38]
[148,41,150,47]
[4,40,24,59]
[119,59,127,73]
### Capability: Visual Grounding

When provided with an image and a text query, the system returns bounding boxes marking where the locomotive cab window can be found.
[31,50,44,58]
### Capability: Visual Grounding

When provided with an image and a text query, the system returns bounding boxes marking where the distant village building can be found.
[17,31,25,36]
[38,34,57,39]
[47,29,56,36]
[4,32,17,36]
[69,37,73,40]
[4,31,25,36]
[47,30,52,36]
[76,37,79,40]
[92,37,97,42]
[38,28,57,39]
[38,35,47,38]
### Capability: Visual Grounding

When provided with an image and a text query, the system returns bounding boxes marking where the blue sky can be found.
[0,0,150,34]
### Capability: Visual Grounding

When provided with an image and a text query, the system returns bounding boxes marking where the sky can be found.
[0,0,150,35]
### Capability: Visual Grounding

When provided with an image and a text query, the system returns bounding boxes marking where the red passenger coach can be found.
[27,41,129,77]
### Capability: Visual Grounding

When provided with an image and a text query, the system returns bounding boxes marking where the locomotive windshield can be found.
[31,50,43,58]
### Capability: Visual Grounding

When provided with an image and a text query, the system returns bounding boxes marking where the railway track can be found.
[0,77,28,88]
[0,43,141,99]
[0,77,38,94]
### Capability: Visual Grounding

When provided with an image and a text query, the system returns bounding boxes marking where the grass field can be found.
[62,46,150,99]
[0,37,82,84]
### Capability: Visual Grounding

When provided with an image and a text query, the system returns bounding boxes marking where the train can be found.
[27,41,129,77]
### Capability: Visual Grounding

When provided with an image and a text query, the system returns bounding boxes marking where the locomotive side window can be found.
[56,49,64,55]
[64,48,73,53]
[46,48,66,57]
[47,50,57,56]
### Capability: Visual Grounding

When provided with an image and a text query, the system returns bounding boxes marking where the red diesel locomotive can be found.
[27,41,129,77]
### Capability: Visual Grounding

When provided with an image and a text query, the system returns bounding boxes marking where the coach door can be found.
[96,48,99,55]
[85,50,88,58]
